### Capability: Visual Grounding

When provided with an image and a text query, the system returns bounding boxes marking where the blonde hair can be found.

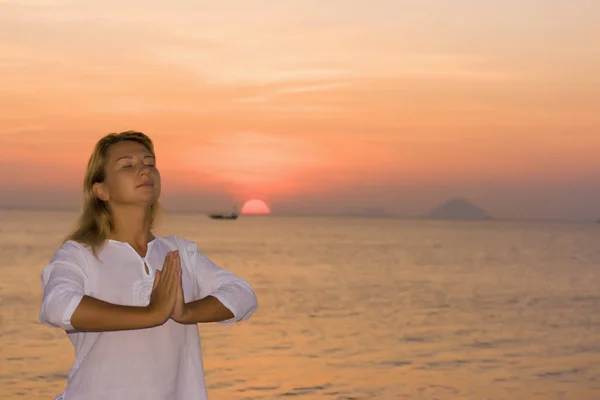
[67,130,160,255]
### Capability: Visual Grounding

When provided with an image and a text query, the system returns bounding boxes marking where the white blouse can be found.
[39,235,258,400]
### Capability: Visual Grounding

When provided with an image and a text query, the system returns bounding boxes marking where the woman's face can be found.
[94,140,161,207]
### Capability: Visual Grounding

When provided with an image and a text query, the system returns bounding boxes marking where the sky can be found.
[0,0,599,220]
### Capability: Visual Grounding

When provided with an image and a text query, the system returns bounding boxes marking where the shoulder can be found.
[41,240,92,282]
[153,235,205,256]
[50,240,93,265]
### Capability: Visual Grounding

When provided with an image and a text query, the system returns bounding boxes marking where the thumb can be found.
[153,269,161,289]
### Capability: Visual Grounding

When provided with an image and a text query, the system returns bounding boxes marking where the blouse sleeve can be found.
[39,241,89,331]
[182,239,258,326]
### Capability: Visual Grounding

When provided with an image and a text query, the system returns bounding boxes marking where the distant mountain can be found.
[427,197,492,220]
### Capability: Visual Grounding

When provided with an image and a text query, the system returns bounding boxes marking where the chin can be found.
[147,195,161,205]
[136,194,160,206]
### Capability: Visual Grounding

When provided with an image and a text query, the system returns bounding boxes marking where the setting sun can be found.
[241,199,271,215]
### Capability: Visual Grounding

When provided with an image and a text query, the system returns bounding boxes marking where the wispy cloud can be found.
[0,125,46,136]
[181,131,330,191]
[0,0,599,218]
[232,81,352,109]
[200,69,356,85]
[272,82,352,95]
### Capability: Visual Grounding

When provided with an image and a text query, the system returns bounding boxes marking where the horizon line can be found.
[0,205,596,224]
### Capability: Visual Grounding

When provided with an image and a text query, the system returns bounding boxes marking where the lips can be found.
[136,182,154,188]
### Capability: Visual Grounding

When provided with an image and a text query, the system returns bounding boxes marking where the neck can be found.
[108,204,154,247]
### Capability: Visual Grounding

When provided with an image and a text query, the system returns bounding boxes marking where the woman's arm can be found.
[177,241,258,325]
[68,295,160,331]
[177,275,257,325]
[40,250,180,332]
[174,295,234,324]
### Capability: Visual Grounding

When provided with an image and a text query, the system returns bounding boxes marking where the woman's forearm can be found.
[179,296,234,324]
[70,295,160,331]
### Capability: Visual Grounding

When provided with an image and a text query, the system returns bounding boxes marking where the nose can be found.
[139,164,152,176]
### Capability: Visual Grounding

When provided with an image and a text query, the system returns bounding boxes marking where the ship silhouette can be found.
[208,206,239,220]
[208,212,238,220]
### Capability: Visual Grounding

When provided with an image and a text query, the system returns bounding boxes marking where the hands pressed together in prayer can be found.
[148,251,190,325]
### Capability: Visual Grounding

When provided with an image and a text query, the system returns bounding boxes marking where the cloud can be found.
[0,0,598,220]
[271,82,352,95]
[180,132,330,197]
[197,68,357,85]
[0,125,46,136]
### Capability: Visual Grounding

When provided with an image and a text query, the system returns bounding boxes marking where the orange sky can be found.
[1,1,599,220]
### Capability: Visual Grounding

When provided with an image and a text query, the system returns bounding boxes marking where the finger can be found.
[164,265,176,299]
[158,262,168,287]
[162,259,172,288]
[162,252,170,272]
[153,270,161,290]
[167,252,178,280]
[167,251,177,281]
[177,270,182,296]
[158,256,171,288]
[169,254,181,295]
[163,251,179,290]
[173,252,181,285]
[157,260,171,291]
[164,252,173,272]
[175,257,182,286]
[175,266,182,290]
[174,251,181,272]
[169,251,179,281]
[164,252,177,287]
[175,276,183,306]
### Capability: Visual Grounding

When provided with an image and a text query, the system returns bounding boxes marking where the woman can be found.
[39,131,258,400]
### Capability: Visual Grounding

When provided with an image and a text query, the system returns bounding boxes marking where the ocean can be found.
[0,210,599,399]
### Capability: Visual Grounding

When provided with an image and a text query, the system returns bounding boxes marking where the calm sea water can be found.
[0,210,599,399]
